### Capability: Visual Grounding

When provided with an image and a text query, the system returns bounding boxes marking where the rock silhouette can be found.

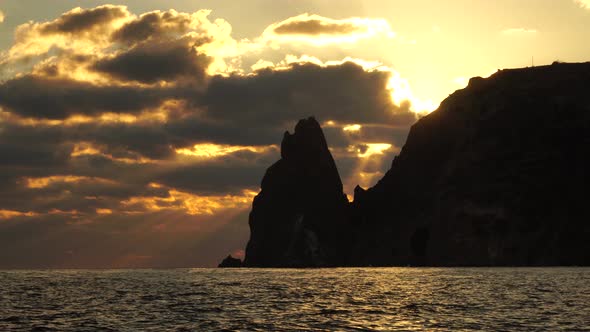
[350,62,590,266]
[243,117,351,267]
[225,62,590,267]
[218,255,243,268]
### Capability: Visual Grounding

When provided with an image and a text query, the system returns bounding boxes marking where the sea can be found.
[0,268,588,331]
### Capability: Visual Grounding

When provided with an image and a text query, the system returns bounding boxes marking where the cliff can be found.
[351,62,590,266]
[230,61,590,267]
[243,117,351,267]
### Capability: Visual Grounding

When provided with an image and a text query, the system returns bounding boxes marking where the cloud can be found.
[0,59,413,214]
[1,7,238,80]
[112,9,206,44]
[574,0,590,9]
[501,28,538,35]
[93,40,211,84]
[274,17,360,35]
[262,13,395,45]
[0,10,4,24]
[0,75,175,119]
[109,9,243,75]
[39,5,129,35]
[200,61,415,127]
[4,5,131,64]
[0,5,426,268]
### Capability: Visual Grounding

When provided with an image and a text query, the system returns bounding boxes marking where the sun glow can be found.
[355,143,393,158]
[388,74,438,113]
[343,124,362,132]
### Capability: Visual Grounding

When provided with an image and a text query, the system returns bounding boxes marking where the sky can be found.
[0,0,589,268]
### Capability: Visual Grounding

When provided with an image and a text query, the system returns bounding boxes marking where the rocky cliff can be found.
[243,117,351,267]
[233,62,590,267]
[351,62,590,266]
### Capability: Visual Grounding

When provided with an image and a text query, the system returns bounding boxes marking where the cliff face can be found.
[238,62,590,267]
[352,62,590,266]
[243,117,350,267]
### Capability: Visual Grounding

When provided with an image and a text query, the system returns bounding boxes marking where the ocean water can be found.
[0,268,588,331]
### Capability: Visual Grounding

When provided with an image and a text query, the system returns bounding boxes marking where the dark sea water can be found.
[0,268,589,331]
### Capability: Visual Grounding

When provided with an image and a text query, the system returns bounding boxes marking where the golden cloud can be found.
[71,142,155,164]
[0,210,38,220]
[1,6,244,82]
[23,175,117,189]
[175,143,275,158]
[6,6,131,63]
[121,184,257,216]
[343,124,362,132]
[96,208,113,215]
[353,143,394,158]
[262,13,395,46]
[0,208,81,220]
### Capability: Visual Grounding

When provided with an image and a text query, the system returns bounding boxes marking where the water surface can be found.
[1,268,588,331]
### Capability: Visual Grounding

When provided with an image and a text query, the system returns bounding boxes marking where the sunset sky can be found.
[0,0,589,268]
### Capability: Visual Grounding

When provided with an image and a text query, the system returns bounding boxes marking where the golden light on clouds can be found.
[0,210,38,220]
[48,208,79,216]
[253,54,435,114]
[575,0,590,9]
[355,143,393,158]
[121,185,258,216]
[168,189,257,215]
[0,108,170,128]
[343,124,361,132]
[6,5,130,63]
[23,175,116,189]
[71,142,154,164]
[262,13,395,46]
[96,208,113,215]
[175,143,273,158]
[0,208,82,220]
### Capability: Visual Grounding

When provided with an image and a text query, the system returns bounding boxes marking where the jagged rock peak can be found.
[281,116,329,160]
[243,116,351,267]
[277,116,343,193]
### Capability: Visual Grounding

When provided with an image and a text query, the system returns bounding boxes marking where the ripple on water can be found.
[0,268,589,331]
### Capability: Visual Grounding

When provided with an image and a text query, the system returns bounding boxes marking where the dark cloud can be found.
[154,148,279,195]
[0,75,177,119]
[200,62,417,127]
[93,41,211,84]
[1,61,415,158]
[274,19,359,35]
[112,10,192,44]
[40,5,128,35]
[0,141,71,168]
